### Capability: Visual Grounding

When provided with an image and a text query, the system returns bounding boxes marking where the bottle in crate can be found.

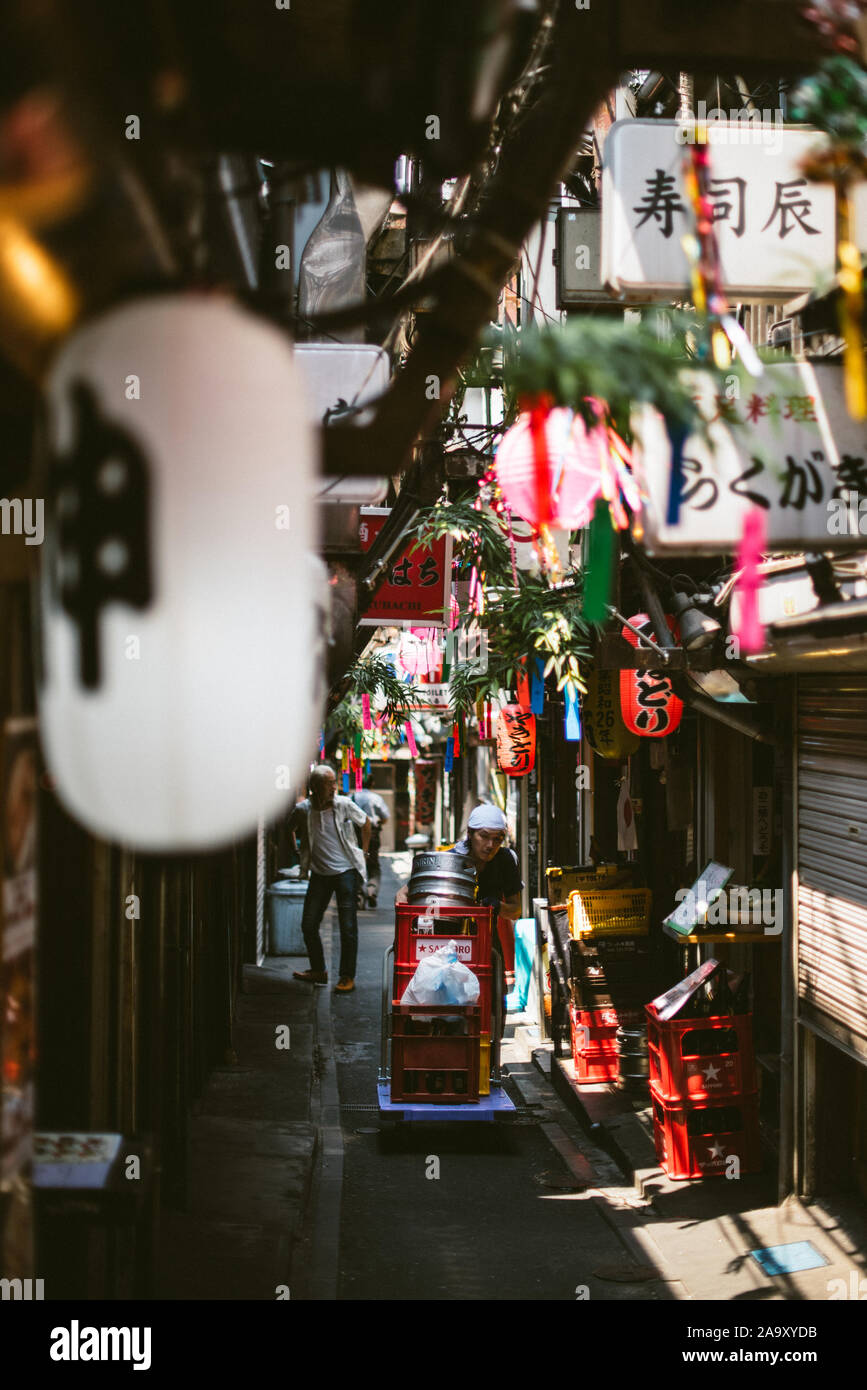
[390,1005,481,1104]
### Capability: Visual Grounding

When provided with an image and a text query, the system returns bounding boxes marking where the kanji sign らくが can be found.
[602,120,867,300]
[632,364,867,553]
[358,508,452,627]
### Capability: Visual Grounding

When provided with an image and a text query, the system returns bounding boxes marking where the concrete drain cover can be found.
[535,1171,585,1192]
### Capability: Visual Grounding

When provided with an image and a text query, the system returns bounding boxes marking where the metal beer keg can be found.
[615,1024,650,1091]
[407,850,477,906]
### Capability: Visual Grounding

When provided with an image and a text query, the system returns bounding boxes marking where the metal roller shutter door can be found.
[797,677,867,1060]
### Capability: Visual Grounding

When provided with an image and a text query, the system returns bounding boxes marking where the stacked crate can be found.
[646,1005,760,1178]
[391,904,493,1104]
[566,883,652,1084]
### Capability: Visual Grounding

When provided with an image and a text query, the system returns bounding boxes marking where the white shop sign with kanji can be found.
[602,119,867,299]
[631,363,867,553]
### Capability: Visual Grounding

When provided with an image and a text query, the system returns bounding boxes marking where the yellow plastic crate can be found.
[479,1036,491,1096]
[546,864,630,907]
[568,887,651,939]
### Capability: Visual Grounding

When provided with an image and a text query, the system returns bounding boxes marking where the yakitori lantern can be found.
[38,294,324,850]
[619,614,683,739]
[494,406,606,529]
[584,668,639,759]
[496,705,536,777]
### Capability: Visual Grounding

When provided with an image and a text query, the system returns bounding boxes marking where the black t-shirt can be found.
[455,838,523,917]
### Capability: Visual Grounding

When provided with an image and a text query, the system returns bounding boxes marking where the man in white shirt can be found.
[291,765,370,993]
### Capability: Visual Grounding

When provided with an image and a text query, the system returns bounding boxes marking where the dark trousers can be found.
[301,869,359,978]
[365,822,382,883]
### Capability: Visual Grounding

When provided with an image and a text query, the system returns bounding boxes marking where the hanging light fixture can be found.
[670,588,722,650]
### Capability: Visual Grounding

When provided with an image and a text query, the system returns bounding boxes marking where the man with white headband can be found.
[455,804,523,924]
[394,802,522,1039]
[454,804,523,1038]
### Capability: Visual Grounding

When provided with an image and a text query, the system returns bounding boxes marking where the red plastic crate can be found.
[395,904,493,973]
[576,1004,645,1029]
[390,1004,481,1103]
[570,1003,619,1083]
[646,1008,756,1102]
[650,1082,761,1180]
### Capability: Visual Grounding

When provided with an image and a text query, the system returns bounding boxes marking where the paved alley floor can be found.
[297,854,677,1301]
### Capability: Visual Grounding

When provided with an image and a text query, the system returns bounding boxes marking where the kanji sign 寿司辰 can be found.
[602,120,867,300]
[358,508,451,627]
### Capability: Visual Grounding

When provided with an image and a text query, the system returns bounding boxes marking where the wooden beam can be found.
[616,0,818,74]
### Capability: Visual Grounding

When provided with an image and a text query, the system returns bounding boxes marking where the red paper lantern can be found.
[497,705,536,777]
[619,613,684,739]
[494,406,606,530]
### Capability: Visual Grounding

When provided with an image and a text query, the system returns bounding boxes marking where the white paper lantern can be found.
[37,294,323,851]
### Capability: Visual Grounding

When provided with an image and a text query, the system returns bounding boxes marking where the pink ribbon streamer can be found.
[405,721,418,757]
[734,508,766,655]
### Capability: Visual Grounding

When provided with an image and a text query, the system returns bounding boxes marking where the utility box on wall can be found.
[555,207,607,307]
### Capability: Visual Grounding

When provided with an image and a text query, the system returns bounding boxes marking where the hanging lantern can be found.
[38,294,323,850]
[397,632,427,676]
[619,614,684,739]
[494,407,606,530]
[583,668,639,759]
[414,759,437,825]
[496,705,536,777]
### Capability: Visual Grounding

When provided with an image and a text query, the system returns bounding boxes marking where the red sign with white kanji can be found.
[358,508,451,627]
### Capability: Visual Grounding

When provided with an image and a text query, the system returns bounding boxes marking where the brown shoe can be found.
[293,969,328,986]
[334,977,355,993]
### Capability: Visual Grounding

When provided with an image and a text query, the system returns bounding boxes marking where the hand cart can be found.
[376,903,516,1123]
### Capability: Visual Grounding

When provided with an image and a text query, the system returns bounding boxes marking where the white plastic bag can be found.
[400,940,481,1007]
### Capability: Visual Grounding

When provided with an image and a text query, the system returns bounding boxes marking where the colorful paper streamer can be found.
[531,658,545,714]
[733,508,766,655]
[581,496,616,624]
[564,682,582,741]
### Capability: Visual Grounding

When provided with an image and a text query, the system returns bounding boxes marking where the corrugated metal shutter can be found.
[797,677,867,1060]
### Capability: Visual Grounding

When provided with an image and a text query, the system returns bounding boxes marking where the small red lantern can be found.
[496,705,536,777]
[619,613,684,739]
